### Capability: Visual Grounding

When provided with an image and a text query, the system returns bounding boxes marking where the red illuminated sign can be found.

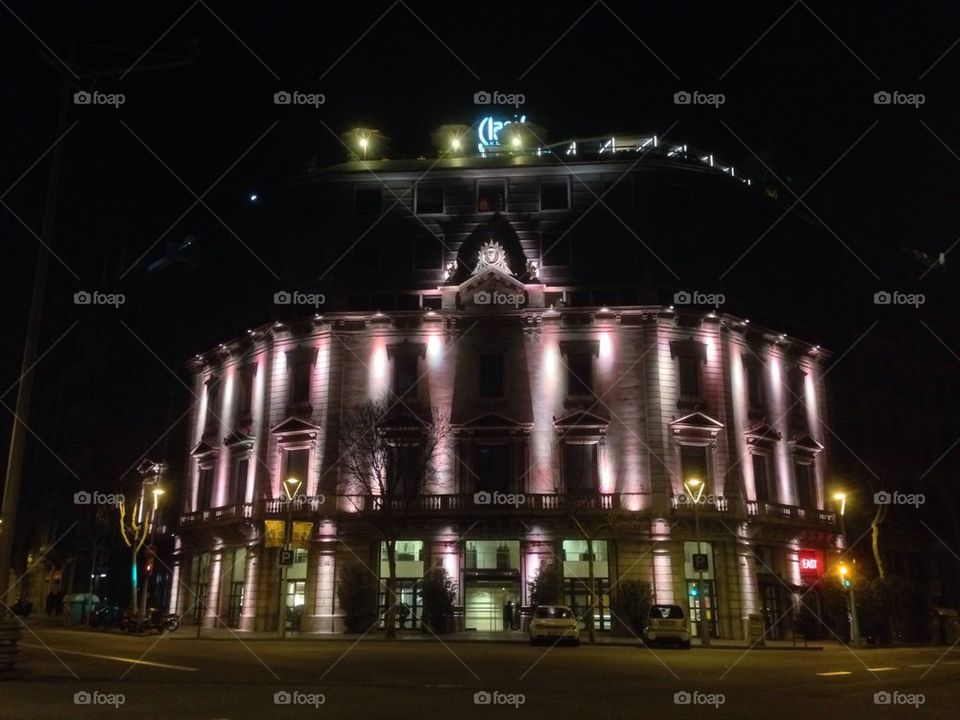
[798,550,823,579]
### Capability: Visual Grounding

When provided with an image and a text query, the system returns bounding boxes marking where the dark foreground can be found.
[1,626,957,719]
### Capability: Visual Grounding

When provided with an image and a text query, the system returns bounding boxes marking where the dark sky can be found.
[1,1,959,499]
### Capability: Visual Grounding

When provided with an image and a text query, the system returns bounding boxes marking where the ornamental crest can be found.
[472,239,513,276]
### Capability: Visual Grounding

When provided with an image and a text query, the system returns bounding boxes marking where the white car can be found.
[644,604,691,648]
[529,605,581,645]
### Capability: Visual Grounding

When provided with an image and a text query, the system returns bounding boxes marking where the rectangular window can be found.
[285,449,309,488]
[234,458,249,505]
[752,454,769,503]
[541,232,570,267]
[564,443,598,492]
[678,355,702,398]
[744,358,765,409]
[479,354,504,398]
[197,466,214,510]
[540,180,569,210]
[238,369,255,416]
[680,445,709,488]
[473,444,509,493]
[389,445,422,498]
[354,186,382,215]
[789,370,807,422]
[794,461,813,507]
[477,181,506,212]
[567,352,593,396]
[290,362,312,404]
[413,234,442,270]
[393,354,419,398]
[415,185,444,214]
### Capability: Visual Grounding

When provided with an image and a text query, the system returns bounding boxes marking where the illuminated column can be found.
[168,554,183,616]
[737,541,759,620]
[239,546,259,631]
[202,548,224,629]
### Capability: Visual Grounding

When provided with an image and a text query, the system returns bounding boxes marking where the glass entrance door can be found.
[687,579,718,638]
[464,583,520,631]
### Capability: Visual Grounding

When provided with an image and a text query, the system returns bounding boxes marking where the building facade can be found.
[171,131,841,639]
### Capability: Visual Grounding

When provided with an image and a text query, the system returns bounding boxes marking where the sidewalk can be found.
[158,627,826,650]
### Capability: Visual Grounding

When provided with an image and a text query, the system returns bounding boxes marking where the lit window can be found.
[478,181,506,212]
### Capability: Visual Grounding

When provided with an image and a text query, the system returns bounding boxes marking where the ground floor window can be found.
[565,578,611,631]
[760,580,785,640]
[687,580,718,638]
[378,579,423,630]
[227,581,244,628]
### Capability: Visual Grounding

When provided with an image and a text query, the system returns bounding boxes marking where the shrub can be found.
[612,579,652,637]
[529,561,563,607]
[420,566,456,633]
[337,563,377,633]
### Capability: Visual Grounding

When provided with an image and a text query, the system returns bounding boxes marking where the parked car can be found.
[529,605,581,646]
[644,604,691,648]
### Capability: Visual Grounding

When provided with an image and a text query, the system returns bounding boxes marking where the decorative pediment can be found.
[223,429,255,449]
[270,416,321,439]
[457,266,527,309]
[669,411,724,442]
[455,411,533,435]
[190,439,218,457]
[554,410,610,430]
[789,433,824,455]
[379,405,432,434]
[745,422,782,446]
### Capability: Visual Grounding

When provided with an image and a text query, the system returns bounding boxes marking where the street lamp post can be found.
[277,476,302,639]
[683,477,710,647]
[138,486,164,629]
[833,492,861,645]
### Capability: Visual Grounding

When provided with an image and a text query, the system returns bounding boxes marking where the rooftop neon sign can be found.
[478,115,527,153]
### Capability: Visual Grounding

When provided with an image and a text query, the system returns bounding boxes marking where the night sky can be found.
[1,1,958,532]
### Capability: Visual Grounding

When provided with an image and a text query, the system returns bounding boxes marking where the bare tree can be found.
[339,398,451,639]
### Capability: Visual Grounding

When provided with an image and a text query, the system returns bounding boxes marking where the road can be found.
[1,626,957,719]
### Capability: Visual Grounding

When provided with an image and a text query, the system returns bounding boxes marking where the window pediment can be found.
[745,422,782,446]
[789,433,824,455]
[670,411,723,443]
[271,416,320,440]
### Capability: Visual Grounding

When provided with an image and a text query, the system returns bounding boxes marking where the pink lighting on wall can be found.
[369,340,389,400]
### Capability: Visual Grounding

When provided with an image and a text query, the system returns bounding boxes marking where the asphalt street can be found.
[1,626,958,719]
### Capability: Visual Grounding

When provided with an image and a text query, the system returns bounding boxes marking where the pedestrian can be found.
[45,591,55,616]
[503,601,512,630]
[54,590,65,616]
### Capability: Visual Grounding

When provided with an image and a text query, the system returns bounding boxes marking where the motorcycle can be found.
[89,602,124,629]
[124,607,180,633]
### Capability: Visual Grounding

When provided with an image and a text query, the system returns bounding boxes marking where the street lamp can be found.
[833,491,861,645]
[683,477,710,647]
[277,476,303,639]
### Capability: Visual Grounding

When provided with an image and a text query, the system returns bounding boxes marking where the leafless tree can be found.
[339,398,451,639]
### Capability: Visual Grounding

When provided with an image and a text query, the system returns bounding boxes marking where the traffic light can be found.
[689,583,699,597]
[838,563,851,588]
